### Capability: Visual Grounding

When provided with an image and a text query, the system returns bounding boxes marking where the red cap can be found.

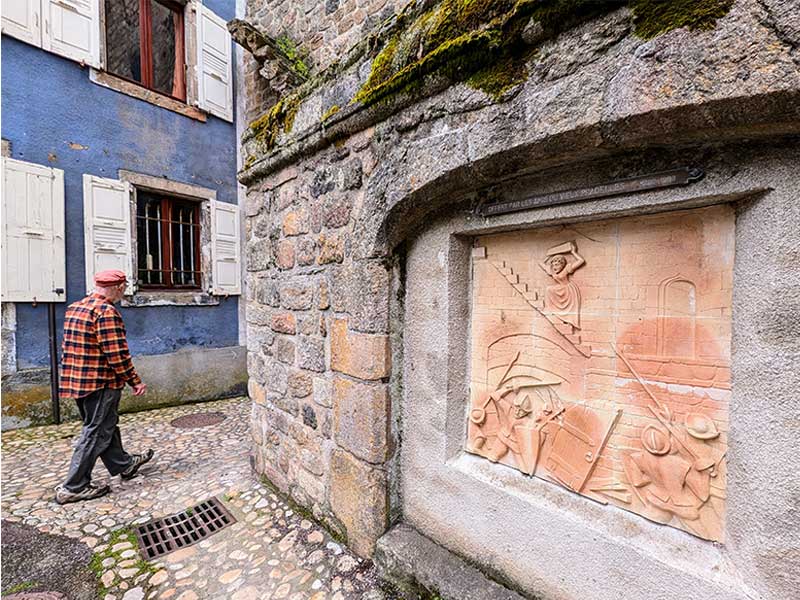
[94,270,127,286]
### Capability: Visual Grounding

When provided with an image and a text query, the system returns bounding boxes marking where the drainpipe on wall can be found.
[47,303,61,424]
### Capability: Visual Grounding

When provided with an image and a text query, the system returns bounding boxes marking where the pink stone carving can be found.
[539,241,585,329]
[467,207,732,542]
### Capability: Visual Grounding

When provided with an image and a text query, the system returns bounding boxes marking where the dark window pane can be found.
[149,202,163,284]
[135,195,148,285]
[136,194,199,289]
[183,209,195,285]
[151,1,183,98]
[136,194,163,286]
[105,0,142,83]
[169,201,198,286]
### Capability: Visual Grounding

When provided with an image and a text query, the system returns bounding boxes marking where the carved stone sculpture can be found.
[538,241,585,329]
[227,19,308,95]
[467,206,733,542]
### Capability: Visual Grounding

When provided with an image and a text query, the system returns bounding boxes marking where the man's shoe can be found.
[55,483,111,505]
[120,449,155,480]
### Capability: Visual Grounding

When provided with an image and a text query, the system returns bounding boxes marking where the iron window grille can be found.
[136,193,202,289]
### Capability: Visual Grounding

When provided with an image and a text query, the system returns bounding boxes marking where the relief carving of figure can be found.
[622,425,712,522]
[538,241,585,329]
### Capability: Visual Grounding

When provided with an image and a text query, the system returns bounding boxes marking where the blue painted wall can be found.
[2,0,240,368]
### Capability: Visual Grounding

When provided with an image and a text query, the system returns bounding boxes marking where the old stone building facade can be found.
[235,1,799,598]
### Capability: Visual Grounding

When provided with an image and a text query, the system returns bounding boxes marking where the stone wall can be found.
[240,0,404,121]
[245,139,396,554]
[245,0,404,70]
[239,0,800,595]
[398,144,799,600]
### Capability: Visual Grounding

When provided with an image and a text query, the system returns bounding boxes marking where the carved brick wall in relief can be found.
[467,206,733,542]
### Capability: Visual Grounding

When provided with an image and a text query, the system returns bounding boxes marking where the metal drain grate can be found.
[134,497,236,559]
[169,411,226,429]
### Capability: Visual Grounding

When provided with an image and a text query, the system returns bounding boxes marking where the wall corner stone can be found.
[330,448,389,558]
[330,318,391,380]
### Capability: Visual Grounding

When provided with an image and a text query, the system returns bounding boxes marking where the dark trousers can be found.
[62,387,132,492]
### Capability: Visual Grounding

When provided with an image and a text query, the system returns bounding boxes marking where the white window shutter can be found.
[41,0,100,67]
[83,175,134,295]
[1,0,41,47]
[211,201,241,295]
[1,158,66,303]
[196,2,234,122]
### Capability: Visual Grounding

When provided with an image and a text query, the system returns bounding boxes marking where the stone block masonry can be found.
[246,141,395,555]
[240,0,800,596]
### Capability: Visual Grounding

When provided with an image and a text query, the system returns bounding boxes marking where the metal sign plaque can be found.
[478,168,704,217]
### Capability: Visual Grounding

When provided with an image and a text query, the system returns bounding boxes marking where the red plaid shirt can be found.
[60,292,141,399]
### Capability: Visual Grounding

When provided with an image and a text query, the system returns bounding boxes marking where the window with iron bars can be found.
[136,193,201,289]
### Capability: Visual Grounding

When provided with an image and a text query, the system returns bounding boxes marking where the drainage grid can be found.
[134,497,236,559]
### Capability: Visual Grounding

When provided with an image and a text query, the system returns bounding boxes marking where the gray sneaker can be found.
[120,448,155,480]
[55,482,111,505]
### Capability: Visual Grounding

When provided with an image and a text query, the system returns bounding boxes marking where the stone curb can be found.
[374,523,531,600]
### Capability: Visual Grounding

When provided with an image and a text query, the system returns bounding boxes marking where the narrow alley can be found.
[1,398,387,599]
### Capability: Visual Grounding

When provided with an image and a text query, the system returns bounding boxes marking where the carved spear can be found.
[611,343,715,472]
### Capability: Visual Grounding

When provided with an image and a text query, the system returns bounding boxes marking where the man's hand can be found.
[132,383,147,396]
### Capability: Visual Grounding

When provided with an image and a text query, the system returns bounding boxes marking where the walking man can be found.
[55,270,154,504]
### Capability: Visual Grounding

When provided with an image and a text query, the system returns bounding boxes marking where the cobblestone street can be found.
[1,398,388,599]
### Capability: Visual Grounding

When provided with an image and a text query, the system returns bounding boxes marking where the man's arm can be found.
[95,307,143,388]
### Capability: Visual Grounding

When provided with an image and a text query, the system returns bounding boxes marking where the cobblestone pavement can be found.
[1,398,389,599]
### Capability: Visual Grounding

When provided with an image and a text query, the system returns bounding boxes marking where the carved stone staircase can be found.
[492,260,591,358]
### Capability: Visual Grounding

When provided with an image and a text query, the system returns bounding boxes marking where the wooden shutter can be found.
[196,2,233,122]
[42,0,100,66]
[1,0,41,46]
[211,201,241,295]
[83,175,134,295]
[1,158,66,303]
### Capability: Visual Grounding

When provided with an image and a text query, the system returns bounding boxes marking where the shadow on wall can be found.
[1,345,247,430]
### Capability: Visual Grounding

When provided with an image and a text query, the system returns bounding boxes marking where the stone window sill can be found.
[122,291,219,307]
[90,69,208,122]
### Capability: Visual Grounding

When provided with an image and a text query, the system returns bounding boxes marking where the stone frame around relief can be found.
[399,146,799,599]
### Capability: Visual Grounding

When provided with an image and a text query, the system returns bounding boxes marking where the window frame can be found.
[119,170,220,307]
[103,0,187,103]
[136,194,202,290]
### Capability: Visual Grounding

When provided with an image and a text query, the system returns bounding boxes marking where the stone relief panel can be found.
[467,205,734,542]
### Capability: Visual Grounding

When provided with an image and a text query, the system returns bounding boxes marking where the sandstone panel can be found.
[467,205,733,542]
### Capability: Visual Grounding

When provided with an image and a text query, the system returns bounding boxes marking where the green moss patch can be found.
[321,104,341,122]
[90,527,158,597]
[354,0,626,106]
[467,53,530,100]
[275,34,311,78]
[240,0,736,163]
[247,93,302,156]
[4,581,39,594]
[632,0,735,39]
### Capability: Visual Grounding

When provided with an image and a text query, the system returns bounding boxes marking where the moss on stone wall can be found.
[275,34,311,78]
[354,0,627,106]
[241,0,736,163]
[466,53,529,100]
[632,0,735,39]
[248,94,302,152]
[322,104,341,122]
